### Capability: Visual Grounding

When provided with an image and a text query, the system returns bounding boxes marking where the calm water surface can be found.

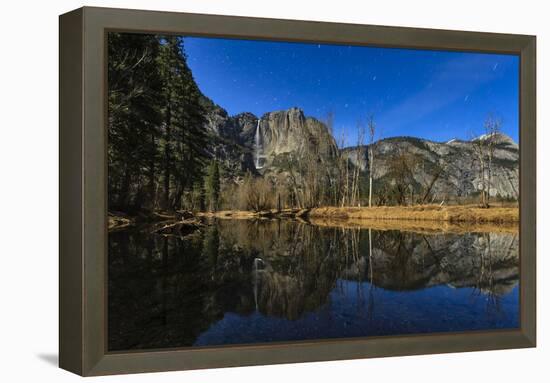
[108,219,519,351]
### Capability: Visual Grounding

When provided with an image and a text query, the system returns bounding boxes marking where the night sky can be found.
[184,36,519,146]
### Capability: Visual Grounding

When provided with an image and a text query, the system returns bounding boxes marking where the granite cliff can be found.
[200,95,518,202]
[343,133,519,200]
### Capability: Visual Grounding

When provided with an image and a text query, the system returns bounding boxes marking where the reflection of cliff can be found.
[108,220,518,351]
[367,231,518,294]
[214,219,519,297]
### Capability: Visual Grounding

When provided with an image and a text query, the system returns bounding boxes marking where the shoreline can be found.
[199,205,519,234]
[308,204,519,224]
[196,204,519,224]
[108,204,519,233]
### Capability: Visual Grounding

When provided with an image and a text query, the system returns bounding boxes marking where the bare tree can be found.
[339,129,349,207]
[367,114,376,208]
[472,115,502,208]
[472,134,488,207]
[484,115,502,206]
[419,161,445,204]
[350,121,366,206]
[240,173,274,211]
[387,148,420,205]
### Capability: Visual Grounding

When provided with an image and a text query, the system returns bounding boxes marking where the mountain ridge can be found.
[200,98,519,202]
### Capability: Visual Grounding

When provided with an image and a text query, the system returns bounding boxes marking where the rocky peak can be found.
[233,112,258,140]
[202,102,338,177]
[471,132,517,148]
[343,134,519,199]
[255,107,337,166]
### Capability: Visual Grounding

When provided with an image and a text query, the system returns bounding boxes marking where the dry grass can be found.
[189,205,519,235]
[308,204,519,225]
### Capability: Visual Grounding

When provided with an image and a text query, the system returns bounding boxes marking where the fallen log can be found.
[150,219,204,235]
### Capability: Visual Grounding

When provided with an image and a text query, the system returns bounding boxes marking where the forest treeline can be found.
[108,33,215,213]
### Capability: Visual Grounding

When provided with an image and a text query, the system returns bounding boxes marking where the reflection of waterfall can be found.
[254,119,264,169]
[253,257,264,311]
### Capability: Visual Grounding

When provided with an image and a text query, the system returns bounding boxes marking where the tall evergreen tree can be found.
[107,32,163,212]
[204,161,221,212]
[107,33,210,214]
[157,36,209,210]
[191,181,205,212]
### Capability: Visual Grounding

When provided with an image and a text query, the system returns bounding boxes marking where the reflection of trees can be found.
[108,230,218,351]
[108,220,519,351]
[469,232,518,321]
[366,228,376,321]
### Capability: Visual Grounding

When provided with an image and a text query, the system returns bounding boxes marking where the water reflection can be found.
[108,219,519,351]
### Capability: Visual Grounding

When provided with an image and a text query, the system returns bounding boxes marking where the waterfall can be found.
[254,119,263,169]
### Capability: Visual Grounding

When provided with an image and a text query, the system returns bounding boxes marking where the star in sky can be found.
[183,36,520,145]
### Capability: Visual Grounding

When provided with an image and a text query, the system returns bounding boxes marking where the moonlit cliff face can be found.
[343,133,519,199]
[201,94,518,199]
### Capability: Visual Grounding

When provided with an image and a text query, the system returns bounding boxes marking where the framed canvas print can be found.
[59,7,536,376]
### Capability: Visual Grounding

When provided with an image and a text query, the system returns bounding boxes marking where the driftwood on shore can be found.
[149,211,204,235]
[108,210,203,234]
[108,204,518,237]
[150,219,204,236]
[196,208,311,220]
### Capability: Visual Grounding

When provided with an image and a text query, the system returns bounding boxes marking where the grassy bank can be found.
[308,204,519,224]
[196,206,518,234]
[109,204,518,233]
[197,204,519,224]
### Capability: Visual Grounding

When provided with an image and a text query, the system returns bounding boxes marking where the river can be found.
[108,218,519,351]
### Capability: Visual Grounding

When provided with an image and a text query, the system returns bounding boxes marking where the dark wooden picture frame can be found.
[59,6,536,376]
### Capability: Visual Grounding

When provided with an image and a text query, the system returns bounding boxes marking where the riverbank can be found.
[196,208,309,220]
[196,205,518,234]
[308,204,518,224]
[197,204,518,224]
[108,204,518,233]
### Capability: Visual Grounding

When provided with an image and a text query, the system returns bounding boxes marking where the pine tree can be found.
[157,36,209,210]
[108,33,209,214]
[191,181,205,212]
[107,32,163,212]
[204,161,221,212]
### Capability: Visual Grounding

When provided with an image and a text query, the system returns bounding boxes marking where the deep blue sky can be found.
[184,36,519,146]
